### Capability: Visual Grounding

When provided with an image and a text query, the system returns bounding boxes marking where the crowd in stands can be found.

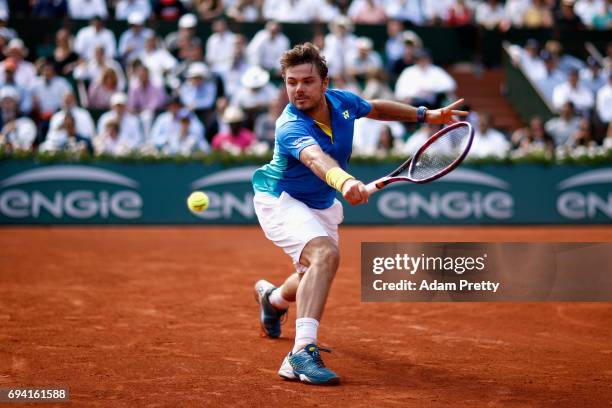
[0,0,609,161]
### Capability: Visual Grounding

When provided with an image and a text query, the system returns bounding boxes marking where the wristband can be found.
[417,106,428,123]
[325,167,355,193]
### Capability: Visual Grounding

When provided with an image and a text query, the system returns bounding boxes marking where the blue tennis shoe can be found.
[278,344,340,385]
[254,280,287,338]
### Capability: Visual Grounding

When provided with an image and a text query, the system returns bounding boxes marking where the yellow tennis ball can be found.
[187,191,209,212]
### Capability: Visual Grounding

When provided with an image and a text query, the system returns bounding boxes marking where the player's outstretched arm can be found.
[366,98,469,125]
[299,144,368,205]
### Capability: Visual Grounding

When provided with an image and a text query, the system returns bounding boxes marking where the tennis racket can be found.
[365,121,474,195]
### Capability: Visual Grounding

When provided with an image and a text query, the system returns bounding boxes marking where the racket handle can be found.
[365,181,381,195]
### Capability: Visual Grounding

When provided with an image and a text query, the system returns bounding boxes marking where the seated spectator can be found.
[263,0,317,22]
[323,17,357,78]
[552,68,594,114]
[0,59,33,114]
[389,31,422,79]
[544,40,584,75]
[150,97,208,153]
[395,49,456,109]
[555,0,585,30]
[39,112,93,155]
[353,117,404,156]
[503,0,530,28]
[0,87,36,152]
[153,0,187,20]
[316,0,342,22]
[568,117,597,148]
[596,72,611,124]
[138,34,177,88]
[165,13,202,59]
[51,29,78,76]
[403,124,442,155]
[346,37,383,81]
[384,0,426,24]
[93,118,129,155]
[246,20,290,74]
[68,0,108,19]
[74,45,126,91]
[222,35,249,99]
[49,91,96,141]
[330,73,362,95]
[447,0,474,26]
[74,16,117,61]
[97,92,143,150]
[511,116,555,155]
[475,0,505,29]
[545,102,581,146]
[254,98,283,150]
[115,0,152,20]
[212,106,255,153]
[31,0,68,17]
[469,112,510,158]
[32,61,72,119]
[535,51,566,101]
[375,125,401,157]
[206,18,236,74]
[362,68,394,100]
[127,65,167,134]
[118,12,154,64]
[384,20,405,71]
[0,39,36,91]
[192,0,224,21]
[523,0,554,28]
[88,67,121,110]
[232,66,278,127]
[574,0,606,27]
[591,0,611,29]
[580,57,607,94]
[348,0,387,24]
[518,39,547,81]
[227,0,262,22]
[423,0,454,24]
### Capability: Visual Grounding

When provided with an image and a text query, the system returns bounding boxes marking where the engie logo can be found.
[0,166,143,219]
[377,169,513,220]
[189,167,257,219]
[557,168,612,220]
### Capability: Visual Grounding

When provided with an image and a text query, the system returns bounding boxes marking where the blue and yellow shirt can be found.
[252,88,372,209]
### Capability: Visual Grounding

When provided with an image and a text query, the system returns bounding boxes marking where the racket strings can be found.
[409,125,471,181]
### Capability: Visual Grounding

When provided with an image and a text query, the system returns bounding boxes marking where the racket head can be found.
[407,121,474,183]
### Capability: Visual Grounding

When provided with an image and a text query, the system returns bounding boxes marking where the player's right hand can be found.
[341,179,369,205]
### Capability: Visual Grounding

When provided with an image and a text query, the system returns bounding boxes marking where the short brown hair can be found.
[280,42,328,79]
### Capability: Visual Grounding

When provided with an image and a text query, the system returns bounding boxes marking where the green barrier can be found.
[0,161,610,225]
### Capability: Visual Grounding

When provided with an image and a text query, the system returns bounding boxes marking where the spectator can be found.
[150,97,208,154]
[384,0,426,24]
[348,0,387,24]
[569,117,597,148]
[192,0,224,21]
[51,28,78,76]
[67,0,108,19]
[31,0,68,17]
[205,18,236,74]
[127,65,168,134]
[0,15,16,48]
[447,0,474,26]
[93,118,127,155]
[317,0,342,22]
[74,16,117,60]
[346,37,383,81]
[254,97,283,149]
[580,57,607,94]
[389,30,422,79]
[523,0,554,28]
[40,112,93,155]
[544,40,584,75]
[555,0,585,30]
[263,0,317,22]
[574,0,606,27]
[596,72,611,123]
[0,39,36,91]
[384,20,405,71]
[535,51,566,101]
[227,0,262,22]
[115,0,152,20]
[88,67,121,110]
[48,91,96,141]
[222,35,249,98]
[545,101,581,146]
[395,49,456,109]
[0,59,33,114]
[323,16,357,78]
[519,39,547,81]
[138,34,177,88]
[470,112,510,158]
[31,61,73,124]
[353,116,404,156]
[246,20,289,74]
[503,0,530,28]
[232,65,278,128]
[0,87,36,152]
[511,116,554,155]
[362,67,394,100]
[423,0,454,24]
[403,124,442,156]
[153,0,187,20]
[591,0,611,29]
[212,106,255,153]
[74,45,126,91]
[118,12,154,64]
[552,68,594,113]
[476,0,506,28]
[165,13,202,59]
[97,92,143,149]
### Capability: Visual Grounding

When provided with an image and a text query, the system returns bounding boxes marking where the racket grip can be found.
[365,181,381,195]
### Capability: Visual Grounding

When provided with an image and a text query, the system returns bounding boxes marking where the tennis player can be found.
[252,43,467,385]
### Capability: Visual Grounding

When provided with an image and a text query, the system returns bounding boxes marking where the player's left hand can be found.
[426,98,469,125]
[341,179,369,205]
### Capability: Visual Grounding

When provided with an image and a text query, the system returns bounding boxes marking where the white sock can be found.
[293,317,319,353]
[269,288,291,310]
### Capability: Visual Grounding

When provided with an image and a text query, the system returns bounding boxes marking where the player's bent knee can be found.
[312,245,340,274]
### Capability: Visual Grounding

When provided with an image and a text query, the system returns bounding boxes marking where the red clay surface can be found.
[1,226,611,408]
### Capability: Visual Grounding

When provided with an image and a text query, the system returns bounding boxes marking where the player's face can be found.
[284,63,329,112]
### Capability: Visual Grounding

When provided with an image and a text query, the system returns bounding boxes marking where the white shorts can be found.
[253,191,344,274]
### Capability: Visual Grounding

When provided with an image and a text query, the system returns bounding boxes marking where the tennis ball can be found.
[187,191,209,212]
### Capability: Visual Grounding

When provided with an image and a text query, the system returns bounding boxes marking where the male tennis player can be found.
[252,43,467,385]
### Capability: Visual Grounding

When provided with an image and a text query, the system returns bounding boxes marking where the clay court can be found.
[1,226,611,407]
